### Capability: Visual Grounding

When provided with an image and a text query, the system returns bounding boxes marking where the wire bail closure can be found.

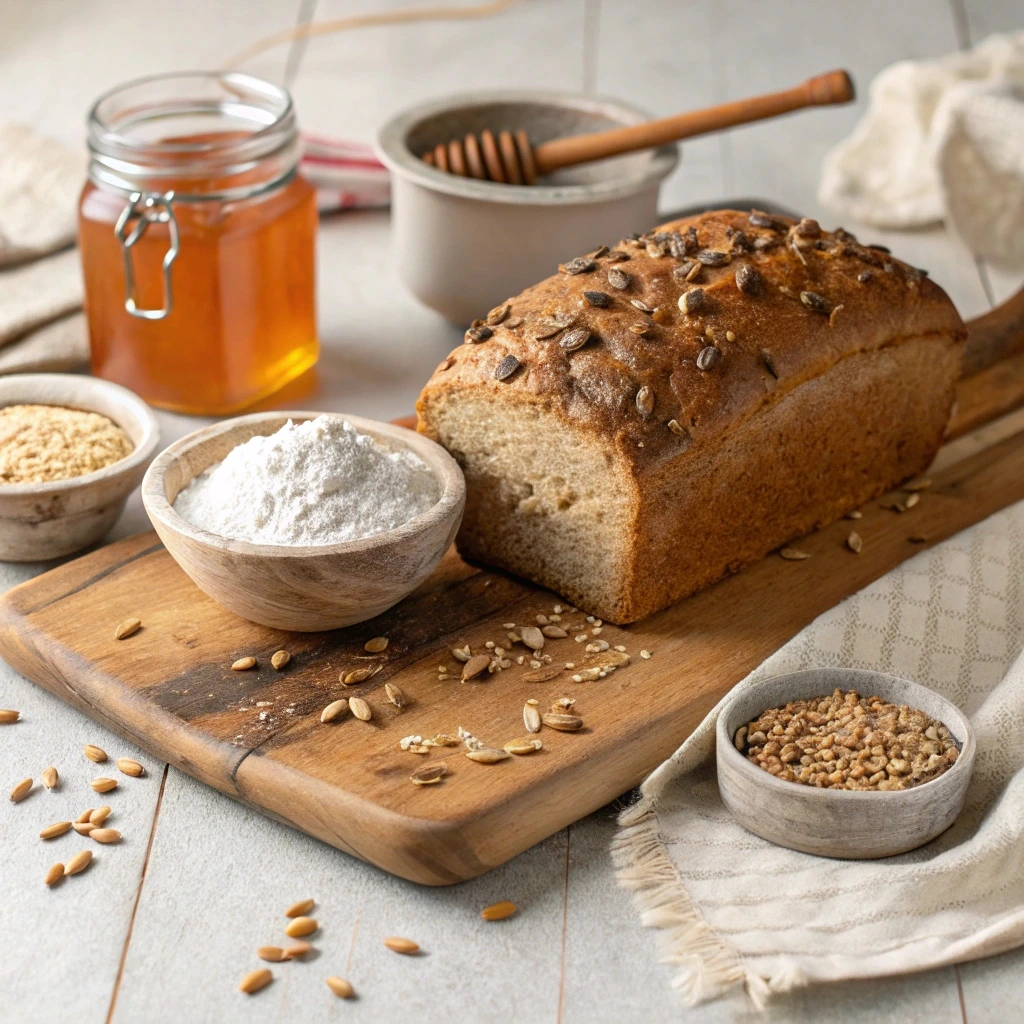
[114,191,180,320]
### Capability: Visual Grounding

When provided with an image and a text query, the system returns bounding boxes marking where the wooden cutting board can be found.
[1,303,1023,885]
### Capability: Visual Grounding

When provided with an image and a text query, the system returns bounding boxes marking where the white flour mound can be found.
[174,416,438,546]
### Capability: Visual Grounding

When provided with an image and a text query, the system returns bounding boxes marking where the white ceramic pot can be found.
[377,90,678,324]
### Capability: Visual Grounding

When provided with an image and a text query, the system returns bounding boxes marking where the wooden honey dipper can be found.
[422,69,855,184]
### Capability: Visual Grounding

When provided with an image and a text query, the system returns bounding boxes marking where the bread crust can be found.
[417,209,967,622]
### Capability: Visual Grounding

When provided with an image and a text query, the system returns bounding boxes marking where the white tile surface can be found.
[0,0,1022,1021]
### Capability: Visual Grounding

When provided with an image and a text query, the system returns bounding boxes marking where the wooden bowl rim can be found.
[0,373,160,497]
[141,410,465,558]
[716,667,976,803]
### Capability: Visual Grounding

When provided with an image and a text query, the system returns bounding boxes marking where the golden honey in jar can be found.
[79,72,318,415]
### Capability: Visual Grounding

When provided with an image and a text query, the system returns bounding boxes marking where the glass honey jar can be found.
[79,72,318,415]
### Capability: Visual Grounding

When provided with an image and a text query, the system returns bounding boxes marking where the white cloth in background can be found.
[613,500,1024,1007]
[819,32,1024,267]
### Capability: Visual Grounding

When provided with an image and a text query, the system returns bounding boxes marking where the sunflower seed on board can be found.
[90,828,121,844]
[232,656,256,671]
[83,745,107,763]
[466,747,511,764]
[320,699,349,723]
[42,766,58,789]
[847,531,864,553]
[342,665,379,686]
[384,937,420,955]
[364,636,389,653]
[348,697,372,722]
[481,900,518,921]
[678,288,705,315]
[385,682,407,708]
[0,709,20,724]
[504,737,543,755]
[285,916,318,938]
[495,354,521,381]
[779,547,811,561]
[271,650,291,670]
[258,946,288,963]
[114,618,141,640]
[40,821,72,840]
[462,654,491,681]
[800,291,832,314]
[559,327,592,354]
[326,977,356,999]
[45,863,64,886]
[523,703,542,733]
[541,713,583,732]
[411,764,447,786]
[696,346,722,371]
[607,267,630,290]
[519,626,545,651]
[239,968,273,994]
[90,778,117,794]
[116,758,144,777]
[451,645,472,662]
[635,386,654,418]
[541,625,567,638]
[64,849,92,876]
[10,778,32,802]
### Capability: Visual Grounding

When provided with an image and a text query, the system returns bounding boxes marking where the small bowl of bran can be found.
[0,374,160,561]
[716,668,976,859]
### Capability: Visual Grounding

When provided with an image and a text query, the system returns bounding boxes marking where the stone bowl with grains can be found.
[0,374,160,561]
[716,667,976,859]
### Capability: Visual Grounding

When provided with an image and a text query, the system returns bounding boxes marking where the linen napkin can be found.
[614,498,1024,1007]
[819,32,1024,267]
[0,124,88,373]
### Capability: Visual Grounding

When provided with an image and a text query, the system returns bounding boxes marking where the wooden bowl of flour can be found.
[141,412,465,631]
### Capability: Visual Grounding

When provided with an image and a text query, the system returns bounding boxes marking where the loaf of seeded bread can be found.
[416,209,966,624]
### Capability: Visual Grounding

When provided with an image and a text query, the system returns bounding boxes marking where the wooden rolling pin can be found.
[422,69,855,184]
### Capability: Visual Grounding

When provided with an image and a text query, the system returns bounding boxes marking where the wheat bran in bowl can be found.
[0,404,134,484]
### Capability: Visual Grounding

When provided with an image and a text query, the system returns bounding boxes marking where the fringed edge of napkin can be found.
[612,798,777,1008]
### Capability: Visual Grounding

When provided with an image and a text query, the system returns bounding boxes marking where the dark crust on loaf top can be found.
[417,209,966,470]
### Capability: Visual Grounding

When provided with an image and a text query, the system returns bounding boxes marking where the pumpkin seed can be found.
[523,703,542,733]
[10,778,32,802]
[285,898,315,918]
[559,327,591,352]
[64,849,92,876]
[696,345,722,371]
[364,636,389,653]
[326,977,355,999]
[239,968,273,994]
[271,650,291,670]
[348,697,372,722]
[90,778,117,794]
[504,737,542,755]
[232,656,256,671]
[0,709,20,724]
[384,937,420,955]
[41,766,58,789]
[519,626,545,651]
[45,863,64,886]
[481,900,518,921]
[411,764,447,785]
[541,713,583,732]
[83,744,107,763]
[320,699,348,724]
[114,618,141,640]
[40,821,71,840]
[635,386,654,418]
[385,682,407,708]
[258,946,288,962]
[90,828,121,844]
[462,654,491,681]
[285,916,318,938]
[466,747,511,763]
[495,354,521,381]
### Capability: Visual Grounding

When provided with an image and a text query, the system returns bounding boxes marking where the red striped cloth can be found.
[299,133,390,211]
